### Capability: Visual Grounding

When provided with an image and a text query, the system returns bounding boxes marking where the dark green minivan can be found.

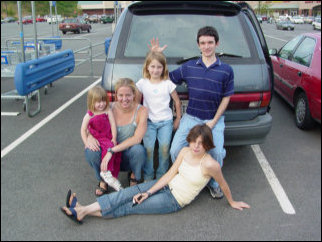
[102,1,273,146]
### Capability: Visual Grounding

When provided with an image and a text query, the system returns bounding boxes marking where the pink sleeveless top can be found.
[87,111,121,177]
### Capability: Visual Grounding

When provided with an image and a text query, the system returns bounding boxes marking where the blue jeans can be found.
[97,180,182,218]
[85,144,146,182]
[170,114,226,189]
[143,119,173,180]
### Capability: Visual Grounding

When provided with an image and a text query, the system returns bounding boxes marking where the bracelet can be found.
[107,147,114,155]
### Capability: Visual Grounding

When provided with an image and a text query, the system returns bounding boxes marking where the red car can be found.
[18,16,33,24]
[270,32,321,129]
[36,17,46,22]
[59,18,91,34]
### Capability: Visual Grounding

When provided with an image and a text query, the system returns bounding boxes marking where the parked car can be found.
[276,20,295,30]
[257,15,262,23]
[102,1,274,146]
[47,15,63,24]
[3,17,16,23]
[101,14,114,23]
[270,33,321,129]
[36,16,46,22]
[312,18,321,30]
[18,16,33,24]
[88,14,99,23]
[303,16,314,24]
[291,16,304,24]
[59,18,91,34]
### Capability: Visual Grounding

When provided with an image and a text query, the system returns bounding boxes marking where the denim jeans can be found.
[85,144,146,182]
[170,114,226,189]
[143,119,173,180]
[97,180,182,218]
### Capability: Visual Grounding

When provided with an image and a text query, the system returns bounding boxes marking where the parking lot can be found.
[1,21,321,240]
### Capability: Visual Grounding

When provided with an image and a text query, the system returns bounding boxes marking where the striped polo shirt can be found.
[169,57,234,120]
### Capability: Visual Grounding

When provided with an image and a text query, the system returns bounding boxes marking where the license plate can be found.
[66,25,70,28]
[173,100,188,116]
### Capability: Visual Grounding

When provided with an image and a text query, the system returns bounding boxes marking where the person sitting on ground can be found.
[84,78,148,196]
[81,86,123,193]
[61,124,250,224]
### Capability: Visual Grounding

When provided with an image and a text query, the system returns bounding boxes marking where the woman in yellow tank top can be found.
[61,124,250,224]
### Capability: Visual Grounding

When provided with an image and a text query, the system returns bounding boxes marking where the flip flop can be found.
[60,207,83,225]
[65,190,78,208]
[65,189,71,207]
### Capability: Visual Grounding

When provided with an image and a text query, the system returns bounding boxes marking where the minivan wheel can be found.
[295,92,315,129]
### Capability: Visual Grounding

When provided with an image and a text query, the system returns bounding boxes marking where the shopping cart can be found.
[1,41,56,113]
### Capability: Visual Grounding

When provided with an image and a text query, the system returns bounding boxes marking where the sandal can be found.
[95,182,108,197]
[128,172,139,186]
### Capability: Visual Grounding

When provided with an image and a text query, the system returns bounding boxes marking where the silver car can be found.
[276,20,295,30]
[102,1,273,146]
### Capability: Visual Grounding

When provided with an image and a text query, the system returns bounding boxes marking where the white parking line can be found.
[1,78,101,159]
[264,34,288,42]
[251,144,296,215]
[1,112,20,116]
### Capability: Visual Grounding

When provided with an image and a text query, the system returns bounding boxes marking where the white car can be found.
[291,16,304,24]
[312,18,321,30]
[47,15,63,24]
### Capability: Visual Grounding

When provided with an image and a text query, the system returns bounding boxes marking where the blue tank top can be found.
[116,104,141,144]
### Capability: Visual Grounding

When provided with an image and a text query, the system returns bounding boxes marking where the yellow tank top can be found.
[169,154,211,207]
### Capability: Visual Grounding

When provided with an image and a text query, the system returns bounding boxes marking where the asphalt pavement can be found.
[1,21,321,241]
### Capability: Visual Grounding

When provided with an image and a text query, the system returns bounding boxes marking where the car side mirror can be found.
[269,49,278,56]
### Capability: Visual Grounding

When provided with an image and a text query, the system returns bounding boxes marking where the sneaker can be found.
[207,185,224,199]
[108,177,123,191]
[100,171,123,191]
[100,171,114,184]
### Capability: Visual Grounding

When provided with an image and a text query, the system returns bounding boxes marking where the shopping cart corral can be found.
[2,49,75,117]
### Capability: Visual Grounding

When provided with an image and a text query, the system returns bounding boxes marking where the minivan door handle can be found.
[298,71,302,77]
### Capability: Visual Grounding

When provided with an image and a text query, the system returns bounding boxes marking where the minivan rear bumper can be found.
[224,113,272,146]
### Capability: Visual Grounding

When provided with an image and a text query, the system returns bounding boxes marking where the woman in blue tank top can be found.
[85,78,148,196]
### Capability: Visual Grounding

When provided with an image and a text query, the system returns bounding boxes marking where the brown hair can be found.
[143,51,169,80]
[186,124,215,151]
[87,86,109,112]
[197,26,219,44]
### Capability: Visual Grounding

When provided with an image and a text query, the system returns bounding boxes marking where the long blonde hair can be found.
[87,86,109,112]
[143,51,169,80]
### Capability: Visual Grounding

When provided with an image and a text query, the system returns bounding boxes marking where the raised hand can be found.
[148,37,168,53]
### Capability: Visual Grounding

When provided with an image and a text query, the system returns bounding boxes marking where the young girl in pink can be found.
[81,86,123,192]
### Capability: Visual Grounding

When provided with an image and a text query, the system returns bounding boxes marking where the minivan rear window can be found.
[124,14,251,59]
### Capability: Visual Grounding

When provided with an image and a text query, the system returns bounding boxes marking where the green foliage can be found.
[1,1,80,18]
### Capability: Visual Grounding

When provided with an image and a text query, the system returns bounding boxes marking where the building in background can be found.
[77,1,132,16]
[244,1,321,17]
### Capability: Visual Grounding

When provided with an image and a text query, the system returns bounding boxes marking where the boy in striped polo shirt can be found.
[149,26,234,199]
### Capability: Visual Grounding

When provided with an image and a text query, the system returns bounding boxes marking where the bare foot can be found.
[61,206,84,222]
[68,192,81,207]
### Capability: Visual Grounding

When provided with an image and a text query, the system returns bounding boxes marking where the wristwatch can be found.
[107,147,114,155]
[147,191,152,197]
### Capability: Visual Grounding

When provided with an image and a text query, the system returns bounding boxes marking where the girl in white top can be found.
[61,124,250,224]
[136,51,181,181]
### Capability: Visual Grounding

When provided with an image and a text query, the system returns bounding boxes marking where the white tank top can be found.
[169,154,211,207]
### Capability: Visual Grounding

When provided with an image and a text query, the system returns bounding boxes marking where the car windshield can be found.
[124,14,251,59]
[63,19,77,23]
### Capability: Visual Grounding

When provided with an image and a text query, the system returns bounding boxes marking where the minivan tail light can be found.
[229,92,271,110]
[107,91,114,102]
